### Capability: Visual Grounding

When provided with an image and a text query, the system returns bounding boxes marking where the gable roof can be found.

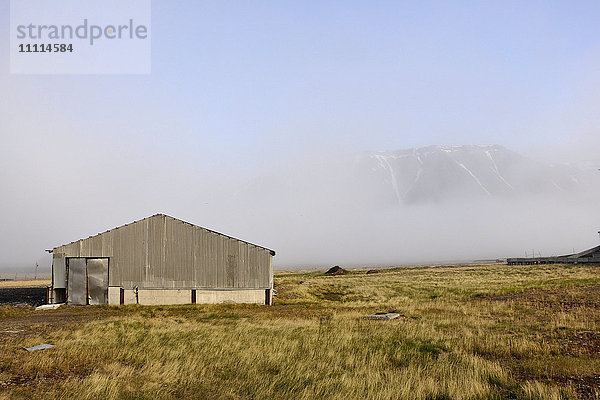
[53,213,275,256]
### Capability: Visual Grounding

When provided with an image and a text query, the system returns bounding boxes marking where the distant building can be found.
[49,214,275,305]
[507,235,600,265]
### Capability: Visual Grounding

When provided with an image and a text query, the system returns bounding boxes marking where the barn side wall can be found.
[53,215,273,296]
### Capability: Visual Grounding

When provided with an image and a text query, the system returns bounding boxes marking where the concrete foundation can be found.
[108,286,121,305]
[138,289,190,305]
[106,287,268,305]
[195,289,266,304]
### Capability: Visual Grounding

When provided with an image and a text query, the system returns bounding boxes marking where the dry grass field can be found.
[1,264,600,399]
[0,280,50,288]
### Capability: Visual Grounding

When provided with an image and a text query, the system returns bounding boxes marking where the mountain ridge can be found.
[357,144,581,204]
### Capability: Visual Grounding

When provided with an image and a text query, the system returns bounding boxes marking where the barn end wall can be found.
[53,214,273,291]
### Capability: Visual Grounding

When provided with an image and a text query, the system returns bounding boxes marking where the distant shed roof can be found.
[574,245,600,259]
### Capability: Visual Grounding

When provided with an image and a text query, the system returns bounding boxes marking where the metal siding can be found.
[124,223,135,286]
[192,227,197,286]
[120,225,130,285]
[187,223,194,285]
[163,217,177,285]
[135,220,146,285]
[212,231,220,287]
[105,230,117,285]
[269,254,273,288]
[148,215,163,288]
[238,241,246,288]
[180,220,193,286]
[80,235,102,257]
[67,258,87,305]
[143,218,150,284]
[102,232,113,257]
[79,238,90,256]
[52,257,66,289]
[159,215,167,287]
[249,246,258,287]
[214,234,221,287]
[185,223,194,286]
[193,226,204,286]
[134,224,141,285]
[217,235,226,287]
[111,221,144,287]
[163,218,173,284]
[91,235,103,255]
[207,231,218,287]
[161,216,195,288]
[56,241,81,258]
[243,244,252,288]
[254,247,262,288]
[261,250,272,287]
[87,258,108,305]
[226,238,238,287]
[111,226,122,286]
[174,220,184,284]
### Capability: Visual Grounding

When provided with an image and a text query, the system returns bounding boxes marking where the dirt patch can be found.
[0,287,47,307]
[0,366,93,389]
[0,306,121,338]
[561,331,600,357]
[486,285,600,399]
[554,374,600,400]
[0,374,37,388]
[487,285,600,311]
[501,359,600,400]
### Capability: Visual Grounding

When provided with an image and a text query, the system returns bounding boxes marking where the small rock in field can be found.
[364,312,403,320]
[325,266,347,275]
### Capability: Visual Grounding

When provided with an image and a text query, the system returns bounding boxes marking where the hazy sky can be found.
[1,1,600,271]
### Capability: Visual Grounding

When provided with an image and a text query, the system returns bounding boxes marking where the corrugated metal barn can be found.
[50,214,275,306]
